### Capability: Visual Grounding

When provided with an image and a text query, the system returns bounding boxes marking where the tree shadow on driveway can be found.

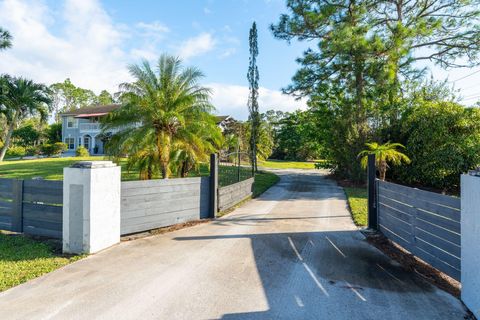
[174,230,465,320]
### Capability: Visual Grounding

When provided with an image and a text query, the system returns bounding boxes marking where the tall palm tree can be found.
[0,27,12,50]
[358,142,411,180]
[103,54,221,179]
[0,75,51,161]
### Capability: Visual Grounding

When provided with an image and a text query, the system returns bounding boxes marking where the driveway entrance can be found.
[0,170,467,319]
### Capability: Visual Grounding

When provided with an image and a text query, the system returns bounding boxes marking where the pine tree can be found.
[248,22,260,173]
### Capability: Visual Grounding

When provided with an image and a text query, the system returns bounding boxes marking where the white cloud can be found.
[136,21,170,34]
[0,0,131,93]
[203,7,212,15]
[177,32,216,60]
[219,48,236,58]
[207,83,308,120]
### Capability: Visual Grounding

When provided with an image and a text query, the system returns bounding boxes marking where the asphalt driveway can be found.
[0,169,467,319]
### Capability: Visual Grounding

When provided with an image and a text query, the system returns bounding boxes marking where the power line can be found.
[449,69,480,83]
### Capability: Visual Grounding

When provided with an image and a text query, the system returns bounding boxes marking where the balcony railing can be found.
[79,123,101,132]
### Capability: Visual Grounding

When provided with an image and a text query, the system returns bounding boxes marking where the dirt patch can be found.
[121,219,212,241]
[363,231,461,298]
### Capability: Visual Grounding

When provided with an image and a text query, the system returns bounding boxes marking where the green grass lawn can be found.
[343,187,368,226]
[0,232,82,292]
[0,157,212,181]
[253,171,280,197]
[257,159,316,170]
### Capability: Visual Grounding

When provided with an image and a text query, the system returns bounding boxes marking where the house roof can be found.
[215,115,230,124]
[62,104,231,123]
[61,104,121,117]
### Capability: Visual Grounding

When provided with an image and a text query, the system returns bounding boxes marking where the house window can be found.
[65,137,75,150]
[67,117,76,128]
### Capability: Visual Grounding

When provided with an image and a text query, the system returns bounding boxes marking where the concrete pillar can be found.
[63,161,121,254]
[461,172,480,318]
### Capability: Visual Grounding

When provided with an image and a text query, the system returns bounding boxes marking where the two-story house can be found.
[61,104,120,155]
[61,104,232,155]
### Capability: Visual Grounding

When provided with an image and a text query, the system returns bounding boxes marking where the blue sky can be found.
[0,0,478,119]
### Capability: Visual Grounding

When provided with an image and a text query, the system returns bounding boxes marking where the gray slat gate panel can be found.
[0,178,63,236]
[120,177,210,235]
[0,179,14,231]
[377,180,461,281]
[22,180,63,238]
[218,177,254,212]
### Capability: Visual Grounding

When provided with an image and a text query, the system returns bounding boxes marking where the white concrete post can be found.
[461,172,480,318]
[63,161,121,254]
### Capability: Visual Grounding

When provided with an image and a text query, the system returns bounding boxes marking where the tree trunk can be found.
[379,160,387,181]
[0,112,17,162]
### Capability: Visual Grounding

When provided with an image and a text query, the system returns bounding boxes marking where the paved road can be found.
[0,170,467,319]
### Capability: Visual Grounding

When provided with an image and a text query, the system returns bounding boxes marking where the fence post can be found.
[63,161,121,254]
[11,179,23,232]
[367,154,378,230]
[461,172,480,318]
[209,154,218,218]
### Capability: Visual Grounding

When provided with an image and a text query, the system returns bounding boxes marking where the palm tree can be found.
[0,27,12,50]
[358,142,411,180]
[103,54,221,179]
[0,75,51,161]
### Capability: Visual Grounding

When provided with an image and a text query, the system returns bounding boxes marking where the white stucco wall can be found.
[461,173,480,318]
[63,161,121,254]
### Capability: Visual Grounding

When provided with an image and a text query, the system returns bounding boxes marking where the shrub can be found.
[41,142,67,156]
[25,146,40,156]
[393,101,480,191]
[76,146,89,157]
[6,146,26,158]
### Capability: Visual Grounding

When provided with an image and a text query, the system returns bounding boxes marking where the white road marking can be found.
[294,295,305,307]
[376,264,404,284]
[303,262,330,297]
[288,236,329,297]
[344,280,367,302]
[288,236,304,261]
[325,236,347,258]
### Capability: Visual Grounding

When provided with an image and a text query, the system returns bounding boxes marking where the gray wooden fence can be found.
[0,178,63,238]
[377,180,461,280]
[218,177,254,212]
[120,177,210,235]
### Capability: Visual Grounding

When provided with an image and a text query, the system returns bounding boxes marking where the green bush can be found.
[6,146,26,158]
[393,101,480,191]
[76,146,89,157]
[41,142,67,156]
[25,146,40,156]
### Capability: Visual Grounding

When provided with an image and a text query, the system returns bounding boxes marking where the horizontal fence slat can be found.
[23,225,62,239]
[379,180,460,209]
[23,180,63,204]
[416,209,460,234]
[378,201,413,224]
[0,215,12,231]
[379,185,460,222]
[412,246,460,281]
[121,208,200,235]
[414,238,461,272]
[379,214,412,241]
[415,218,460,246]
[22,218,62,233]
[379,224,413,251]
[22,203,62,223]
[121,177,203,190]
[415,228,461,259]
[121,196,202,218]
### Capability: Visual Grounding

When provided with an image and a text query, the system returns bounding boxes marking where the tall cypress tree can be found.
[248,22,260,173]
